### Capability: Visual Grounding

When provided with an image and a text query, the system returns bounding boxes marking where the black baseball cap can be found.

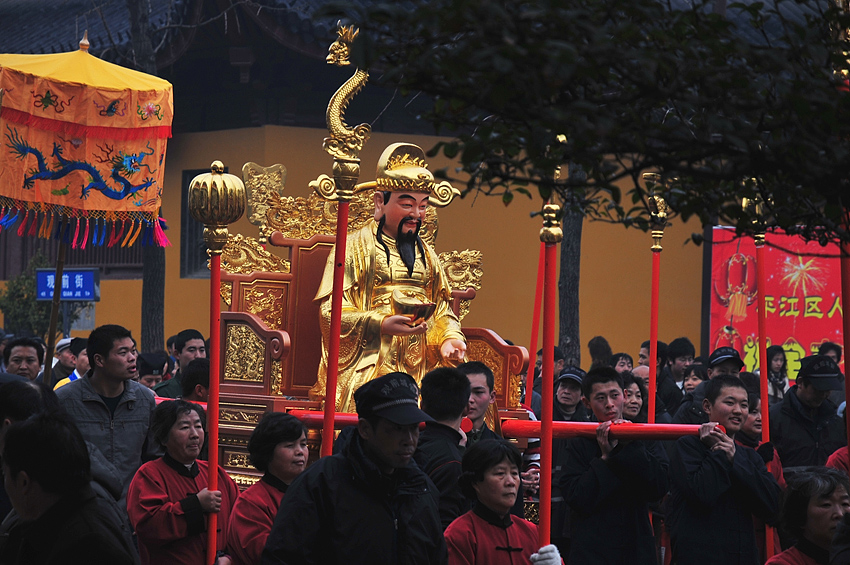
[708,347,745,370]
[557,366,586,386]
[354,372,433,425]
[798,355,843,391]
[137,352,168,378]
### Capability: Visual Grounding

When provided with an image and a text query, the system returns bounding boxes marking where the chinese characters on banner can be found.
[709,227,844,381]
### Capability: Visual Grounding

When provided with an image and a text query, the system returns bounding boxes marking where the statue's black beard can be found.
[376,215,425,277]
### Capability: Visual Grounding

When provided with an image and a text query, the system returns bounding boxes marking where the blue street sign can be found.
[36,268,100,302]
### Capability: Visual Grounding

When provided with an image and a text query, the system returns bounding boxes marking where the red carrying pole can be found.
[841,236,850,470]
[527,242,546,397]
[321,202,350,457]
[648,250,661,423]
[502,419,704,441]
[206,254,222,565]
[755,238,775,559]
[538,235,558,547]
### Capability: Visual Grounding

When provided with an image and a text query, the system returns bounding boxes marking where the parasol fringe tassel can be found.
[16,210,28,237]
[91,218,99,245]
[38,213,47,238]
[5,209,21,230]
[53,215,62,239]
[46,213,55,239]
[108,219,125,247]
[81,218,89,250]
[98,219,107,246]
[121,219,136,247]
[154,217,171,247]
[126,219,143,246]
[72,218,81,249]
[28,212,38,237]
[0,208,6,233]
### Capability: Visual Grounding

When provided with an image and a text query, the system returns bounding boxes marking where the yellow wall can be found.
[8,125,704,365]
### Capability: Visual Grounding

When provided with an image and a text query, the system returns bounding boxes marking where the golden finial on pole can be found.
[188,160,247,254]
[644,173,669,252]
[79,31,90,52]
[742,191,766,247]
[540,203,563,244]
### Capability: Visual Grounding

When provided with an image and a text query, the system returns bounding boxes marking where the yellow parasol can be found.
[0,34,173,248]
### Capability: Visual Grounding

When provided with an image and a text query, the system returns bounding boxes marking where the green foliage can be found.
[0,252,60,339]
[325,0,850,243]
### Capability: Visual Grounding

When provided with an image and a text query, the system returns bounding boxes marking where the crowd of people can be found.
[1,325,850,564]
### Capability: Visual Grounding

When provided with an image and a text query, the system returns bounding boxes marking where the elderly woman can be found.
[445,439,562,565]
[768,467,850,564]
[227,412,308,565]
[127,400,239,565]
[621,370,648,423]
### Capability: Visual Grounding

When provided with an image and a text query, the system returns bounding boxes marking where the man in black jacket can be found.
[0,411,137,565]
[769,354,846,469]
[262,372,446,565]
[560,367,668,564]
[668,375,780,564]
[414,367,471,529]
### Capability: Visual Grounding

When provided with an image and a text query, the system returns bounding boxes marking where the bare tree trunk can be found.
[558,207,582,367]
[127,0,166,352]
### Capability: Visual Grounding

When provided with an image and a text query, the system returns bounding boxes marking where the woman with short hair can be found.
[227,412,308,565]
[127,400,239,565]
[768,467,850,564]
[444,439,561,564]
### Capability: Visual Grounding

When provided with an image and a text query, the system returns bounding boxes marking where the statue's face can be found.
[374,192,429,239]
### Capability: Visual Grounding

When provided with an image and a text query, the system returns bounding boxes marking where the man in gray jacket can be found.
[56,324,157,508]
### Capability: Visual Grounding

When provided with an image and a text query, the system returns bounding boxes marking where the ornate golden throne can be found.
[213,161,530,487]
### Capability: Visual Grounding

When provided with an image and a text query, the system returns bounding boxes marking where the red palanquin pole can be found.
[538,203,563,548]
[752,209,775,558]
[645,174,668,424]
[187,161,246,565]
[321,203,350,457]
[527,242,546,398]
[206,252,222,565]
[842,223,850,470]
[649,251,660,424]
[502,419,704,441]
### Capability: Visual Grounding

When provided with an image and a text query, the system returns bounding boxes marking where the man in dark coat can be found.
[262,372,446,565]
[668,375,780,565]
[769,354,846,469]
[414,367,472,529]
[0,411,137,565]
[550,367,588,558]
[560,367,668,564]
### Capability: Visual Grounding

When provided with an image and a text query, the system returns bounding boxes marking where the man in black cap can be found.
[262,372,446,564]
[673,346,746,424]
[770,354,846,468]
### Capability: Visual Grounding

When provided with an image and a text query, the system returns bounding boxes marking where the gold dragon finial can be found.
[643,173,669,251]
[310,23,373,203]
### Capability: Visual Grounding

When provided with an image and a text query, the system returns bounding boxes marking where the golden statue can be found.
[310,143,467,412]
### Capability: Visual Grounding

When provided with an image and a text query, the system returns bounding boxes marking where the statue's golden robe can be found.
[311,219,465,413]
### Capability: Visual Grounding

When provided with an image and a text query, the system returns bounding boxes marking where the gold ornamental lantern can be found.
[188,160,246,254]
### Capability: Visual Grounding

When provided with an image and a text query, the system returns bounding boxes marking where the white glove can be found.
[529,544,561,565]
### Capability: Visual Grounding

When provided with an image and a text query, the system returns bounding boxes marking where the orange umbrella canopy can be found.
[0,42,173,247]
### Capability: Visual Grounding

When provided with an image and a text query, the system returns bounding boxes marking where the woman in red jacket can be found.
[227,412,308,565]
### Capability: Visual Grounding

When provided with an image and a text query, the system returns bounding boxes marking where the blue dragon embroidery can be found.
[4,126,156,201]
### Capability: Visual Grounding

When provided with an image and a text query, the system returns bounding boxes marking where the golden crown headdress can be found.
[374,143,460,207]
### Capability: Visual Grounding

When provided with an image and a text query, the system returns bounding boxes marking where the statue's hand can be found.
[440,339,467,366]
[381,315,427,336]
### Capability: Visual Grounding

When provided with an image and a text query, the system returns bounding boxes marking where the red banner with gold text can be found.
[709,227,844,381]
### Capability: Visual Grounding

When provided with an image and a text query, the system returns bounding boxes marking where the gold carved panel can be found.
[225,450,252,470]
[219,403,265,428]
[270,358,283,396]
[219,233,290,275]
[221,281,232,307]
[228,472,261,490]
[242,284,286,330]
[220,436,248,447]
[225,324,265,382]
[438,249,483,321]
